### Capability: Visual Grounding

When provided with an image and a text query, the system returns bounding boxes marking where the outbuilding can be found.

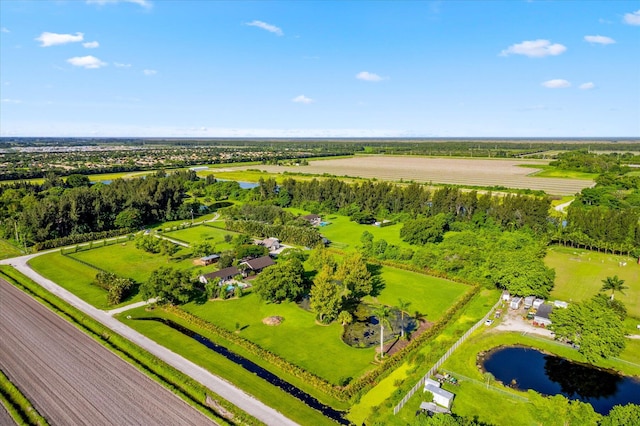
[524,296,535,309]
[424,383,454,409]
[554,300,569,309]
[510,297,523,310]
[533,298,545,309]
[533,304,553,327]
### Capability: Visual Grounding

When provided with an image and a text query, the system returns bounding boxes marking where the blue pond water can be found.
[482,346,640,414]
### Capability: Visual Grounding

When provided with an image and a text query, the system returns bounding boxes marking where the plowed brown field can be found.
[252,156,593,195]
[0,280,215,426]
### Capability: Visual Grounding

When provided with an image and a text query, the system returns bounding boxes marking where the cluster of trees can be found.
[308,249,378,324]
[258,178,551,234]
[0,170,199,245]
[93,271,135,305]
[225,220,322,248]
[549,151,632,174]
[557,174,640,255]
[252,257,307,303]
[362,227,555,298]
[140,267,195,304]
[135,235,179,257]
[550,281,628,362]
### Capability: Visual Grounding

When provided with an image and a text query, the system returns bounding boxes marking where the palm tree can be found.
[373,305,392,359]
[397,298,411,339]
[600,275,628,301]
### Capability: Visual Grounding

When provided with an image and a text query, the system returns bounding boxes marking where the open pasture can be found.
[182,293,375,384]
[163,225,235,249]
[310,214,410,250]
[546,246,640,318]
[368,266,470,321]
[68,243,201,284]
[242,156,593,195]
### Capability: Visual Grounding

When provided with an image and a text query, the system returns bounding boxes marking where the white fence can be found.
[393,296,502,415]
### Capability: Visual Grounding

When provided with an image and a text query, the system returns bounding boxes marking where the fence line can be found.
[393,295,503,415]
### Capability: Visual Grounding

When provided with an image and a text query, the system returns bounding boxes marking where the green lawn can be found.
[68,243,203,284]
[367,266,470,321]
[546,246,640,318]
[28,252,112,308]
[0,239,22,260]
[117,307,336,426]
[162,225,235,249]
[306,213,410,251]
[182,293,376,384]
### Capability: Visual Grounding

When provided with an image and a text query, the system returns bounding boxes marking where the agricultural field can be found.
[238,156,593,195]
[546,246,640,318]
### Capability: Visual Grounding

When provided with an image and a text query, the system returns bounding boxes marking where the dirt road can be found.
[0,279,215,426]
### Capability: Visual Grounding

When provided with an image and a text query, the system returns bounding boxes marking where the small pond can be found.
[215,178,259,189]
[482,346,640,414]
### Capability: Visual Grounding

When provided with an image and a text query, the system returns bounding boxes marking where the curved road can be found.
[0,254,298,426]
[0,279,215,425]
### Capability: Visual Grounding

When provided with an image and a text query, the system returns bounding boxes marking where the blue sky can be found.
[1,0,639,138]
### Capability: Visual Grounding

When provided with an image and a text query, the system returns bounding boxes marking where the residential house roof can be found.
[203,266,240,281]
[200,254,220,261]
[302,214,320,220]
[242,256,275,271]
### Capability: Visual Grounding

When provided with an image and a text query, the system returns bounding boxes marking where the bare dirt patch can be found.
[245,156,593,195]
[262,316,284,326]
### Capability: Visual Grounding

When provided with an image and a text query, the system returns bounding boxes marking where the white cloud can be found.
[36,32,84,47]
[500,39,566,58]
[1,27,9,33]
[86,0,152,8]
[246,20,283,36]
[143,69,157,75]
[292,95,314,104]
[67,55,107,69]
[1,98,22,104]
[114,62,131,68]
[83,41,100,48]
[356,71,384,82]
[584,35,615,45]
[579,82,595,90]
[623,10,640,25]
[541,79,571,88]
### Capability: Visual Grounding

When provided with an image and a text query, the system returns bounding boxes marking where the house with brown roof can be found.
[301,214,322,226]
[199,266,240,284]
[241,255,275,274]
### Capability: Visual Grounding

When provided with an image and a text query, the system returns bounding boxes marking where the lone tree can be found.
[310,264,343,323]
[373,305,392,359]
[600,275,628,301]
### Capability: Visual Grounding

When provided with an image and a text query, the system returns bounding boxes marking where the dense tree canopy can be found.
[550,296,626,362]
[140,267,194,305]
[252,258,306,303]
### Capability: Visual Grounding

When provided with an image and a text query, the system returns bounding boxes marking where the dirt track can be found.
[0,279,214,426]
[0,403,16,426]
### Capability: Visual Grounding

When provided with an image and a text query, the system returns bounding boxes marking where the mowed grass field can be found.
[299,213,410,251]
[236,156,593,195]
[367,266,470,320]
[28,252,116,309]
[182,293,376,384]
[546,246,640,318]
[162,225,235,250]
